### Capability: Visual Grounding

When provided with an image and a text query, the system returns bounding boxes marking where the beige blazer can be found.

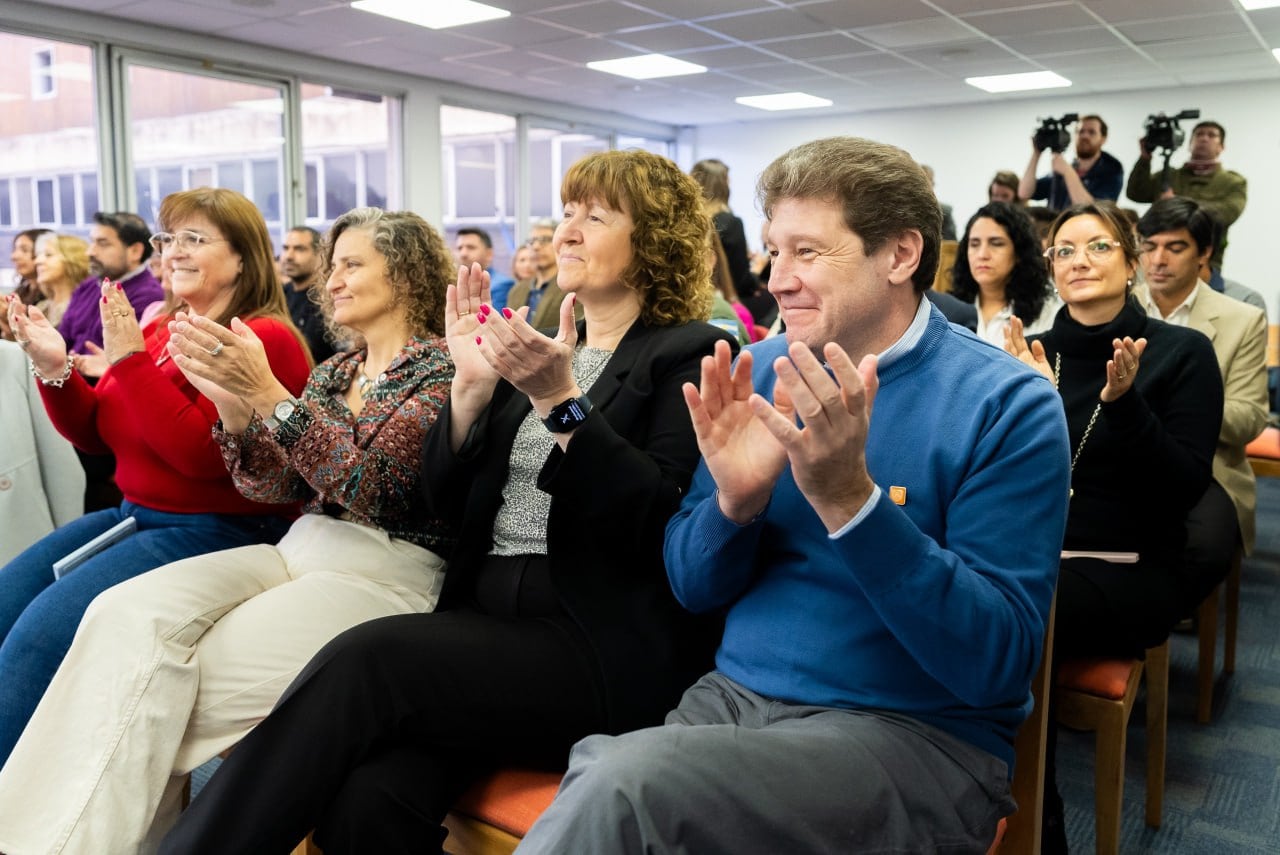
[1135,283,1269,551]
[0,340,85,564]
[506,274,584,331]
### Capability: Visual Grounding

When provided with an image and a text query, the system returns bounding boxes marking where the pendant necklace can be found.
[1054,352,1101,500]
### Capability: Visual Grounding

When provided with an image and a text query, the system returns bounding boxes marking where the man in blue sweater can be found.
[517,137,1071,854]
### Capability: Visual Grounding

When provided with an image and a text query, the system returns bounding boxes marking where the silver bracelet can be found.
[30,355,76,387]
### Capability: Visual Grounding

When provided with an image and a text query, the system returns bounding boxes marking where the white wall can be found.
[695,80,1280,317]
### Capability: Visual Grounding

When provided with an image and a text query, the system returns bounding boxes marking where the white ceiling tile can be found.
[635,0,773,17]
[530,2,668,34]
[961,5,1101,39]
[698,8,831,42]
[797,0,939,30]
[670,45,780,68]
[854,17,981,49]
[1000,27,1128,56]
[1081,0,1228,24]
[809,52,918,75]
[1143,34,1268,60]
[112,0,262,32]
[1118,14,1252,43]
[930,0,1074,13]
[750,33,870,59]
[609,23,733,53]
[528,37,622,63]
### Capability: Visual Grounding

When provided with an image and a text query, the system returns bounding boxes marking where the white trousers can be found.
[0,514,446,855]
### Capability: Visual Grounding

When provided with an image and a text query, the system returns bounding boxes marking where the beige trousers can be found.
[0,514,446,855]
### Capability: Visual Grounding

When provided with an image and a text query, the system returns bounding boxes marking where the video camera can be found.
[1033,113,1078,154]
[1142,109,1200,154]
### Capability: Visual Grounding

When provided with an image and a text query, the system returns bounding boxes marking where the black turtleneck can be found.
[1030,299,1221,560]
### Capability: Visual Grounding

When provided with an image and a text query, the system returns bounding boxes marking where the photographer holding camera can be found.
[1019,114,1123,211]
[1127,117,1246,270]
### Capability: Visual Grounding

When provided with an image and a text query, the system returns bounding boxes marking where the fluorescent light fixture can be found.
[735,92,833,111]
[1240,0,1280,10]
[586,54,707,80]
[351,0,510,30]
[965,71,1071,93]
[1274,48,1280,64]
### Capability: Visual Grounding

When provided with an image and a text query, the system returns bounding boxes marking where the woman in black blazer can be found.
[162,150,736,855]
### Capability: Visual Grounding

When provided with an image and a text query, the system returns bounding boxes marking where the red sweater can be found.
[40,316,311,516]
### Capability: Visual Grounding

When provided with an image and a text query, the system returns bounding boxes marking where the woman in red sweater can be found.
[0,187,311,763]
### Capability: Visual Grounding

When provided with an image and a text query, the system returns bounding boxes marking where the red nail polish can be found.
[480,304,491,315]
[475,336,482,345]
[102,295,108,304]
[502,307,512,319]
[477,313,486,324]
[115,283,123,290]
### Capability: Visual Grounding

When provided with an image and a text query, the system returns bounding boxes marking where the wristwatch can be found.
[263,396,301,431]
[541,395,593,433]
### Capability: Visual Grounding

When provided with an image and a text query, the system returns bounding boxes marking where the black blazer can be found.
[422,318,736,733]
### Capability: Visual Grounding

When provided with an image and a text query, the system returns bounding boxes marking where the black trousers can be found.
[1180,479,1240,614]
[159,555,605,855]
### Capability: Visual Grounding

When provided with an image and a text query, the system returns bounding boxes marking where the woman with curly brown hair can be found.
[0,208,456,853]
[161,149,737,855]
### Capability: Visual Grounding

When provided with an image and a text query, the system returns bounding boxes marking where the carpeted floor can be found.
[1057,476,1280,854]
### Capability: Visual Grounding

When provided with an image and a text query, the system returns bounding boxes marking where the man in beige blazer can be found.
[507,219,582,330]
[1135,198,1267,608]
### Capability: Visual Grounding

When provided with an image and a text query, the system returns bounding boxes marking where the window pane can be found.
[36,178,55,223]
[217,161,244,193]
[0,33,98,254]
[364,151,387,209]
[126,63,285,228]
[618,136,672,158]
[252,159,281,224]
[440,106,518,275]
[301,84,393,231]
[59,174,76,224]
[81,172,98,221]
[322,153,357,220]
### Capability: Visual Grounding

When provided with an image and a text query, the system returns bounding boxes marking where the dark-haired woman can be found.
[1005,201,1221,853]
[161,148,735,855]
[953,201,1058,346]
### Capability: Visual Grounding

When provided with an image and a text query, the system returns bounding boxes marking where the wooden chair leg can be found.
[1224,549,1241,674]
[1093,699,1129,855]
[1144,641,1169,828]
[1196,587,1219,724]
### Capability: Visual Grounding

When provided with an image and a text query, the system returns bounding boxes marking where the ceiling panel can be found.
[854,17,979,49]
[698,8,831,42]
[797,0,938,30]
[1118,14,1253,44]
[530,2,667,34]
[609,23,734,53]
[637,0,772,17]
[809,52,916,76]
[1000,27,1129,56]
[752,33,871,59]
[1081,0,1231,23]
[962,5,1101,38]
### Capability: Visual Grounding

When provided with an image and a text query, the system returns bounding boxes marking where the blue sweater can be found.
[664,306,1070,769]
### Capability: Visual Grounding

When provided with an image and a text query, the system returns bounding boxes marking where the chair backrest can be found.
[933,240,959,293]
[999,595,1055,854]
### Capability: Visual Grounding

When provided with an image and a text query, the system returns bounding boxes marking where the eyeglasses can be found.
[1043,240,1119,265]
[526,235,553,246]
[149,230,227,254]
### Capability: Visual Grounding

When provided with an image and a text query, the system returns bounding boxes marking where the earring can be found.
[1126,278,1133,287]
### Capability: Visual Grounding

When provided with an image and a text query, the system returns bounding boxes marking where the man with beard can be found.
[1127,120,1247,270]
[58,211,162,356]
[280,225,337,363]
[1019,114,1123,211]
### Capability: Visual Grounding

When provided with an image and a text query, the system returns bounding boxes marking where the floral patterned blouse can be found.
[215,336,455,553]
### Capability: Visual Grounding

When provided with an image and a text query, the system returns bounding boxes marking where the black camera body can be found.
[1142,109,1200,153]
[1034,113,1079,153]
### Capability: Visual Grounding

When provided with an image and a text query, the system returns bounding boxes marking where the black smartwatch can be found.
[542,395,593,433]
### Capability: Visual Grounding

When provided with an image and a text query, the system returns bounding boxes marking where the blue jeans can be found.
[0,501,290,764]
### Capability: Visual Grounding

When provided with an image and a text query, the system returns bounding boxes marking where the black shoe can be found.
[1041,787,1069,855]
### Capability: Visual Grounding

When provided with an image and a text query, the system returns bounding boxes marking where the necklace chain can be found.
[1054,352,1101,499]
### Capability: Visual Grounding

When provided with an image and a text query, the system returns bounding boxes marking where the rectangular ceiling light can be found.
[1273,48,1280,63]
[965,71,1071,93]
[735,92,833,111]
[1240,1,1280,10]
[586,54,707,80]
[351,0,510,30]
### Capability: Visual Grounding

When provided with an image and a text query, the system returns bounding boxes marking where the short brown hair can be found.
[1080,114,1108,137]
[561,149,714,326]
[319,208,452,341]
[757,136,941,293]
[158,188,298,340]
[690,158,731,207]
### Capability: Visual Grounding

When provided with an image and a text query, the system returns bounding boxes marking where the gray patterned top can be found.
[490,345,614,555]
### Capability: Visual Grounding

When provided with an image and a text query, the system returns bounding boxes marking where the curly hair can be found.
[757,136,942,293]
[952,202,1052,324]
[561,150,714,326]
[34,233,90,286]
[316,208,451,341]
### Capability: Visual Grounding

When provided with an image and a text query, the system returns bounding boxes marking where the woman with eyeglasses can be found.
[0,208,456,853]
[951,201,1058,346]
[1004,200,1221,854]
[0,187,310,769]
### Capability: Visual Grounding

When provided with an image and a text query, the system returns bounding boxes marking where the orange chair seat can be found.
[1246,426,1280,459]
[451,769,563,838]
[1056,657,1138,700]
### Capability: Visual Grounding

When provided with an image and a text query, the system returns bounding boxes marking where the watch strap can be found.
[541,395,593,433]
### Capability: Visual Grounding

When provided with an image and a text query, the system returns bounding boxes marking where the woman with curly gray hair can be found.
[0,209,457,854]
